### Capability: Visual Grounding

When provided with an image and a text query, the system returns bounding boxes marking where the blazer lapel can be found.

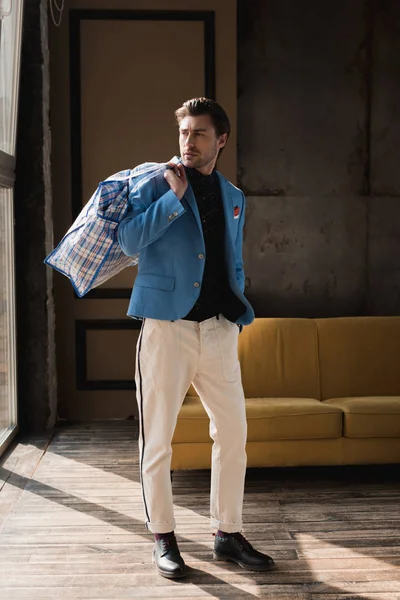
[217,172,235,255]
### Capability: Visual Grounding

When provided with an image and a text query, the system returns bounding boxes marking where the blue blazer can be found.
[118,170,255,326]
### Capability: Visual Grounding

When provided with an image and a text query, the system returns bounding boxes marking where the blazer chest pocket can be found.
[134,273,175,290]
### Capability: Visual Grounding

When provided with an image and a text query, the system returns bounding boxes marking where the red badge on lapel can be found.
[234,205,240,219]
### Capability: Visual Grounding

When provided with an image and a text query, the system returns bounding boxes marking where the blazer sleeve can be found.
[117,176,186,256]
[235,191,246,294]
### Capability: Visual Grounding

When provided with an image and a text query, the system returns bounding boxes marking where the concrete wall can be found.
[12,0,399,430]
[238,0,400,317]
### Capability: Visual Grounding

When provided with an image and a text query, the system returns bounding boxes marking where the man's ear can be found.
[218,133,228,149]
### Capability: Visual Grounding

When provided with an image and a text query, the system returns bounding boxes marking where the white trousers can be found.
[135,315,247,534]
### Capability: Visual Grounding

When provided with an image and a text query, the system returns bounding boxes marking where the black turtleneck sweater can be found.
[183,167,245,323]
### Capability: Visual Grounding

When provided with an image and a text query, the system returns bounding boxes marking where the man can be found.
[118,98,274,579]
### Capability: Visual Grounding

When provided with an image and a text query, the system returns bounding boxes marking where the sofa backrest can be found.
[317,317,400,399]
[238,318,321,399]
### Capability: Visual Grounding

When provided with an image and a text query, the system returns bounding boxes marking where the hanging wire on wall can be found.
[49,0,64,27]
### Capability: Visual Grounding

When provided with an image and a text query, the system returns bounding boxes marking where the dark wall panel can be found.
[238,0,367,197]
[244,196,367,317]
[371,1,400,195]
[238,0,400,316]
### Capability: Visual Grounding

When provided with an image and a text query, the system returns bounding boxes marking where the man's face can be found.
[179,114,227,174]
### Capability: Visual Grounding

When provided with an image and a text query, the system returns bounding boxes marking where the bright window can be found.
[0,1,24,455]
[0,186,17,450]
[0,0,23,155]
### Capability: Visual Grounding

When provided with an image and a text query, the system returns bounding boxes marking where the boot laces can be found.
[160,535,178,553]
[232,532,254,551]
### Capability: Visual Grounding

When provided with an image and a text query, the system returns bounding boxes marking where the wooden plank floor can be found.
[1,421,400,599]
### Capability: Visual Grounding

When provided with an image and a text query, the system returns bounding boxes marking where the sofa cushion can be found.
[324,397,400,438]
[317,317,400,399]
[173,397,343,443]
[186,318,321,400]
[238,319,321,399]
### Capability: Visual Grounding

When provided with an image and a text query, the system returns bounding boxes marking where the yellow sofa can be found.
[171,317,400,469]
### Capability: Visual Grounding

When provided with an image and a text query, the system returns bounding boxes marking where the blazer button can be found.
[173,211,178,216]
[198,253,204,259]
[194,282,200,288]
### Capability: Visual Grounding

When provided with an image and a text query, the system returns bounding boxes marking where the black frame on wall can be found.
[75,319,142,391]
[69,9,216,300]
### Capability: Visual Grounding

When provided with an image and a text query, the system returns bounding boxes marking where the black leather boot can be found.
[152,535,186,579]
[213,532,275,571]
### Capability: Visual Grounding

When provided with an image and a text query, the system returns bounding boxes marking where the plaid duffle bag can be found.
[44,159,177,297]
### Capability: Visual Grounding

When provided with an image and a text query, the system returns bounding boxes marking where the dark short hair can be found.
[175,97,231,139]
